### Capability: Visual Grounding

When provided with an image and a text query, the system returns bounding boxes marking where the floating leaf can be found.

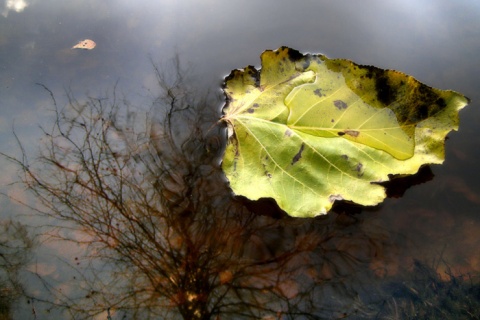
[221,47,469,217]
[72,39,96,50]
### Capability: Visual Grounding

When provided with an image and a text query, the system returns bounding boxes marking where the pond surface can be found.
[1,0,480,319]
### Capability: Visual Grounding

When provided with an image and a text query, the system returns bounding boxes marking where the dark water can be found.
[1,0,480,319]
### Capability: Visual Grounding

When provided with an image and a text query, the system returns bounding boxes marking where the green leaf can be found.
[221,47,469,217]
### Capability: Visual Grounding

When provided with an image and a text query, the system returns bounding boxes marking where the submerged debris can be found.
[72,39,96,50]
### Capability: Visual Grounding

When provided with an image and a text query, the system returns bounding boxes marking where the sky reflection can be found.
[1,0,480,318]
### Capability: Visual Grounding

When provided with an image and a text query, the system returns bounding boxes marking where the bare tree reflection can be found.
[3,57,428,319]
[0,220,33,319]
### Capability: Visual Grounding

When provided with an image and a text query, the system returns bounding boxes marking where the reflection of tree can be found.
[0,220,33,319]
[378,259,480,319]
[4,58,417,319]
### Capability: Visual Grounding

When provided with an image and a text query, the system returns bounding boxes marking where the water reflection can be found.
[1,0,31,17]
[0,220,34,319]
[4,58,479,319]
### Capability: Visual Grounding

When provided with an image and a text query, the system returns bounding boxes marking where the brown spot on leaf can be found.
[291,143,305,165]
[247,108,254,113]
[244,65,260,87]
[355,163,364,177]
[284,129,293,137]
[314,88,323,97]
[262,156,272,178]
[375,75,397,106]
[338,130,359,137]
[334,100,348,110]
[284,46,304,62]
[402,85,448,123]
[344,130,360,137]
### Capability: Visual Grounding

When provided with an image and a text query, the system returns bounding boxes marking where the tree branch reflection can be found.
[0,220,33,319]
[4,57,445,319]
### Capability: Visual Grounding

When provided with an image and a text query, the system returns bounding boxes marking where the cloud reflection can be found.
[2,0,30,17]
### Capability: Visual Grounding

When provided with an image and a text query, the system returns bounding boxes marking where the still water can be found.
[1,0,480,319]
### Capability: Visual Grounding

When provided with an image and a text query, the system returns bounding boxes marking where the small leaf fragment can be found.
[72,39,96,50]
[221,47,469,218]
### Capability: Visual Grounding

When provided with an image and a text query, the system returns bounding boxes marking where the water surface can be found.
[1,0,479,319]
